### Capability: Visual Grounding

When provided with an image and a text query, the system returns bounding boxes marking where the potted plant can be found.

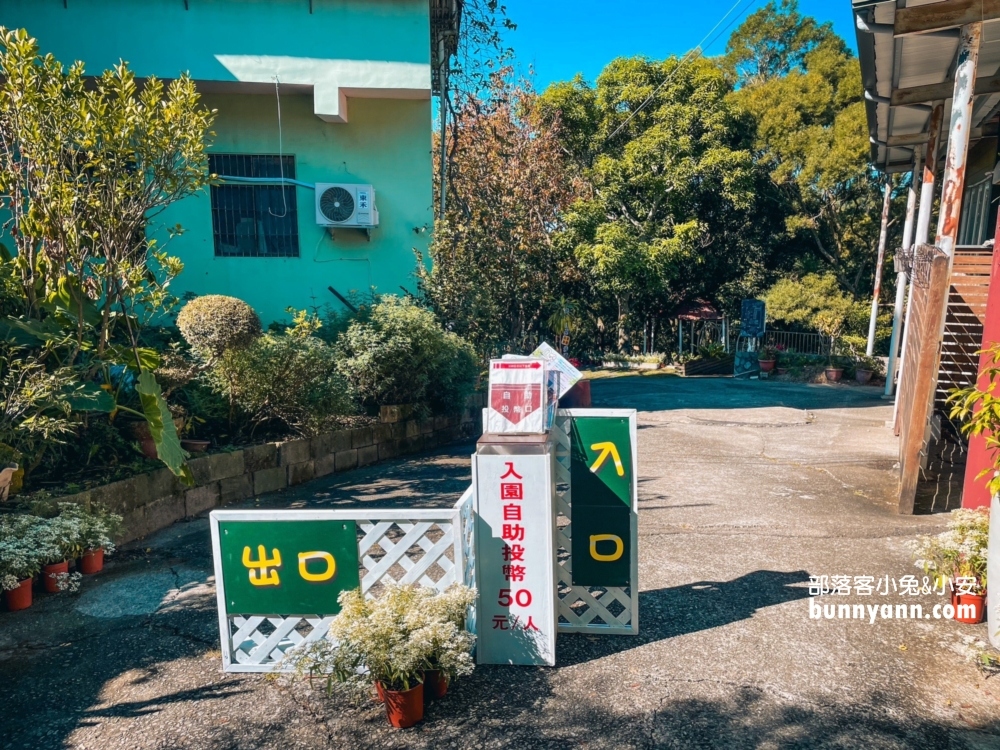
[36,512,85,593]
[287,583,476,728]
[59,504,122,574]
[757,345,778,373]
[417,585,476,700]
[853,353,884,385]
[910,508,989,623]
[0,516,43,611]
[815,310,846,383]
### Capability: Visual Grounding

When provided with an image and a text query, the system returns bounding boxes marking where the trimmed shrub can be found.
[177,295,261,358]
[208,328,355,438]
[336,296,478,415]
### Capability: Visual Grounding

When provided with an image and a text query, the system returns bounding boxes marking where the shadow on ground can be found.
[557,570,812,667]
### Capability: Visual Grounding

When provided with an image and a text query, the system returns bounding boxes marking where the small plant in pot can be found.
[286,583,476,728]
[58,504,122,574]
[416,584,477,700]
[0,516,43,611]
[815,310,846,383]
[851,351,884,385]
[36,511,86,593]
[910,508,989,624]
[757,345,778,373]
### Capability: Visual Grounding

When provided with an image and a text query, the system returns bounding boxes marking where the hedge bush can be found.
[336,297,477,415]
[177,295,262,358]
[208,316,355,438]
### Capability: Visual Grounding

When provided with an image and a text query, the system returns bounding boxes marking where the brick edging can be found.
[54,395,486,544]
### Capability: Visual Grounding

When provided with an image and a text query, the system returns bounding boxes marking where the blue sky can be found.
[498,0,859,90]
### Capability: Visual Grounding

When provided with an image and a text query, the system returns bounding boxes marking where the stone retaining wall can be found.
[56,397,485,544]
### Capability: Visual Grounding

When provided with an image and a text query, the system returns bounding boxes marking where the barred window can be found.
[209,154,299,257]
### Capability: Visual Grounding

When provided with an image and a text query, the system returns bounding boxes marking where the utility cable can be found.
[606,0,760,142]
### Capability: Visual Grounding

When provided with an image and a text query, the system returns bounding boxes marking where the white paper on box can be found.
[473,451,557,666]
[530,342,581,399]
[487,358,547,434]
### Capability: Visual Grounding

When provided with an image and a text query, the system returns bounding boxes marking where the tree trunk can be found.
[617,295,630,353]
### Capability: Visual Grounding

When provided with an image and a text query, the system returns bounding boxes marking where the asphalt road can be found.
[1,375,998,749]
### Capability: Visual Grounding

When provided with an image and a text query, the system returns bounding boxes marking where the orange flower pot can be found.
[952,592,986,624]
[758,359,776,373]
[423,670,448,699]
[42,561,68,593]
[4,578,32,611]
[80,548,104,575]
[380,682,424,728]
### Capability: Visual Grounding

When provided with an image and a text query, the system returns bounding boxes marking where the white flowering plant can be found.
[0,504,122,589]
[0,514,46,588]
[910,507,989,595]
[56,503,122,554]
[290,583,477,696]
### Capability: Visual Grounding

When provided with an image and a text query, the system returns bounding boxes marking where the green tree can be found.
[538,56,772,351]
[422,72,583,358]
[0,28,215,482]
[726,3,886,296]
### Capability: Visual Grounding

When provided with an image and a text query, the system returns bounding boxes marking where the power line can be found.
[606,0,761,142]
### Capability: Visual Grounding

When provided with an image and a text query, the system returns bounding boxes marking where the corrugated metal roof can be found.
[854,0,1000,172]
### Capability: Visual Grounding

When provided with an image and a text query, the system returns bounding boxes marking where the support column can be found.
[893,103,944,429]
[885,154,922,397]
[867,177,894,355]
[935,23,982,259]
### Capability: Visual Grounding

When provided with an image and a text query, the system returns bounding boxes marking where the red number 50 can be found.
[498,589,532,607]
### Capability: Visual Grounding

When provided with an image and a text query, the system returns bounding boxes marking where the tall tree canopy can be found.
[537,56,779,348]
[420,73,583,358]
[726,1,884,296]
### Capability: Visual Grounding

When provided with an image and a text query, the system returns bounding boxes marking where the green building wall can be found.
[1,0,435,323]
[158,93,433,324]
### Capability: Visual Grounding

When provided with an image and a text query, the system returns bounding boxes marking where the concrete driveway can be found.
[1,375,998,749]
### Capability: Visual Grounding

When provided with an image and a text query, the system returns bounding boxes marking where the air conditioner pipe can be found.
[216,175,316,190]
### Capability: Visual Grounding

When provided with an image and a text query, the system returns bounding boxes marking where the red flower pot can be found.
[42,560,68,593]
[758,359,776,373]
[952,592,986,624]
[80,548,104,575]
[825,368,843,383]
[4,578,32,611]
[380,682,424,728]
[423,670,448,700]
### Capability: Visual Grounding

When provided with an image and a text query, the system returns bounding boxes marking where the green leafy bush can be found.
[177,295,262,358]
[208,315,355,438]
[336,297,478,415]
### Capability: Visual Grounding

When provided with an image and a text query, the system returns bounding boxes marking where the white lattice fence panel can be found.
[217,505,467,673]
[554,413,638,635]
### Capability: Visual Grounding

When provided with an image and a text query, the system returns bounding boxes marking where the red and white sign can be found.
[473,451,557,666]
[487,358,547,434]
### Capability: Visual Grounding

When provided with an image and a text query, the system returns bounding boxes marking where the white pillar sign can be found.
[473,450,557,666]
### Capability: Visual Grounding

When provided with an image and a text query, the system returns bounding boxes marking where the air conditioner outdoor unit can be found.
[315,183,379,228]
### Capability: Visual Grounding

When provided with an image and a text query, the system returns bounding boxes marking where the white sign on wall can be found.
[473,450,557,666]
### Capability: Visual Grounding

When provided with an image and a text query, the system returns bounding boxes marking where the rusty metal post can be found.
[885,153,922,397]
[894,104,944,427]
[934,23,982,259]
[867,177,894,356]
[915,103,945,247]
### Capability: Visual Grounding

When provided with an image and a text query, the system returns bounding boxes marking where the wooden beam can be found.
[886,127,984,148]
[891,74,1000,107]
[895,0,1000,37]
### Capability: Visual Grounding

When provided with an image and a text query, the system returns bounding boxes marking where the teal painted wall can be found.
[1,0,435,324]
[0,0,429,77]
[157,93,433,324]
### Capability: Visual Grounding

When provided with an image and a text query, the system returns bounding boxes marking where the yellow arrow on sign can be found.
[589,442,624,477]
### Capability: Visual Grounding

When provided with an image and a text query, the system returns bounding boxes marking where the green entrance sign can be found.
[218,519,360,616]
[569,415,635,587]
